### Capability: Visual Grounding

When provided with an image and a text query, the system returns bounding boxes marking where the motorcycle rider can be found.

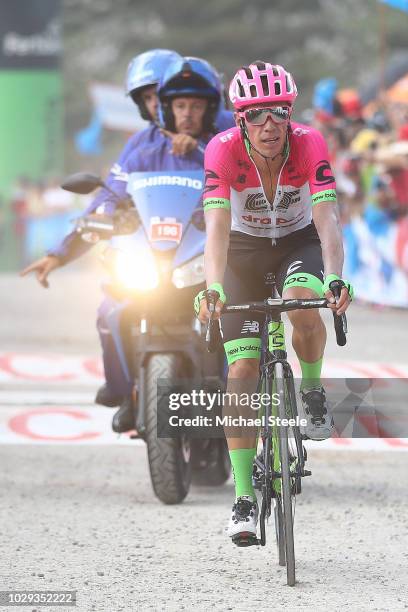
[100,55,234,432]
[21,54,234,433]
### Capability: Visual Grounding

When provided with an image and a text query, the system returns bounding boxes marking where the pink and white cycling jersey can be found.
[203,122,336,239]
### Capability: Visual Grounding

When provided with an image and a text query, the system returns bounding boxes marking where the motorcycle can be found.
[62,171,231,504]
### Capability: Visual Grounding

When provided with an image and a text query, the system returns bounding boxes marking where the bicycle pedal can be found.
[232,533,259,547]
[303,469,312,476]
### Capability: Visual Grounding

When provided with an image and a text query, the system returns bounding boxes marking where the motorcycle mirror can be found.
[61,172,105,194]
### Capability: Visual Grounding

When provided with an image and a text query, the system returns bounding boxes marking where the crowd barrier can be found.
[344,208,408,307]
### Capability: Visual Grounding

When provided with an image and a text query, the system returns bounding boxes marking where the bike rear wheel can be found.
[274,498,286,566]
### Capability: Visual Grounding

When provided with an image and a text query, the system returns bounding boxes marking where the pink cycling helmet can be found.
[229,61,297,110]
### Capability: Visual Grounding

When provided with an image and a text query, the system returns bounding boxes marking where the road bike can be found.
[206,275,347,586]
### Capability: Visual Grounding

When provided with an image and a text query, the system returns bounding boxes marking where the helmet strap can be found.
[130,89,153,122]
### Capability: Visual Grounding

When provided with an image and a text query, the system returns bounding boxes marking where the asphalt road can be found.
[1,269,408,611]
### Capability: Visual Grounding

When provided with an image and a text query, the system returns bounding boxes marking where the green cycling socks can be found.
[299,357,323,391]
[229,447,257,501]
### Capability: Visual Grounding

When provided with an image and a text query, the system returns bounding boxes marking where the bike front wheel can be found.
[274,362,296,586]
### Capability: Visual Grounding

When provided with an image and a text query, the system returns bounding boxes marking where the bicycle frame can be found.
[255,304,308,537]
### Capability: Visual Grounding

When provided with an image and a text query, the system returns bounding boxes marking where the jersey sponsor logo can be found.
[237,159,251,170]
[220,132,234,143]
[314,160,335,186]
[277,213,305,227]
[203,169,219,194]
[243,189,300,214]
[150,217,182,243]
[244,193,268,212]
[285,275,309,285]
[292,127,309,136]
[131,176,202,190]
[241,212,304,226]
[276,189,300,210]
[240,320,260,334]
[226,344,260,357]
[312,189,337,204]
[286,260,303,276]
[203,197,231,210]
[242,214,272,225]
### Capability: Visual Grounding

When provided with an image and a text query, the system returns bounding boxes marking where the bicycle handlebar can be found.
[205,284,348,352]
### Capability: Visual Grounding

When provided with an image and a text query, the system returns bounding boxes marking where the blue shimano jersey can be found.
[87,124,162,214]
[48,111,234,263]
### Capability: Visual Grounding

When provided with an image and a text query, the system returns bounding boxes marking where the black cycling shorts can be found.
[222,224,324,365]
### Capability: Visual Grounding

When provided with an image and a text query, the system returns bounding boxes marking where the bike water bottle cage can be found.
[239,106,291,126]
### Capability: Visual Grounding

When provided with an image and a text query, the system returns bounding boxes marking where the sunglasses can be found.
[239,106,291,126]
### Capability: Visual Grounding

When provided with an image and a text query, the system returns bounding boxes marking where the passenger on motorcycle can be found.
[19,48,181,406]
[103,55,233,432]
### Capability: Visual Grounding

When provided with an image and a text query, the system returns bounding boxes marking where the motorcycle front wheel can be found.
[145,353,191,504]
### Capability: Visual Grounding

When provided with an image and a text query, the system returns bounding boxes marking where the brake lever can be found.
[205,290,223,352]
[329,280,348,346]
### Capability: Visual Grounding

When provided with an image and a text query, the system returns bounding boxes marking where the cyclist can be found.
[195,61,353,542]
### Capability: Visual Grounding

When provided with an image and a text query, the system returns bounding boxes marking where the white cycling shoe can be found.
[227,496,259,541]
[301,386,334,441]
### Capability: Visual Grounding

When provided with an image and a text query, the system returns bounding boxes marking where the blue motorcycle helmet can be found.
[126,49,182,121]
[157,56,222,133]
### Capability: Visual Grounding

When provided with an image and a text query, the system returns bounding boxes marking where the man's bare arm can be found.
[312,201,344,277]
[313,201,351,315]
[204,207,231,287]
[196,207,231,321]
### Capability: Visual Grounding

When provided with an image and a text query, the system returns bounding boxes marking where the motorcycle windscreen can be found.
[127,170,204,253]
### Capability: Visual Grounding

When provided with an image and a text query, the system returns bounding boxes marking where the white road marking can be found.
[0,353,406,448]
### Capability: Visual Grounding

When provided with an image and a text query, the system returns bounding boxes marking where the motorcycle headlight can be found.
[172,254,205,289]
[115,250,159,291]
